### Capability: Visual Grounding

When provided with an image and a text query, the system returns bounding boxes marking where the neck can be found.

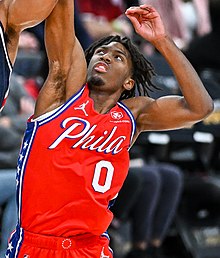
[89,90,118,114]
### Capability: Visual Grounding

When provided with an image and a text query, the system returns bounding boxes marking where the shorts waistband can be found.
[23,229,105,250]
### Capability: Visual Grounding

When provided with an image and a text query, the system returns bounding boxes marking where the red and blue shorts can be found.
[6,227,113,258]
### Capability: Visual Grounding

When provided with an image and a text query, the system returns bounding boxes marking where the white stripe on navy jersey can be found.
[0,22,12,72]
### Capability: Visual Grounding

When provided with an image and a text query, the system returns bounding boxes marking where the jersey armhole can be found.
[32,85,86,125]
[117,101,136,146]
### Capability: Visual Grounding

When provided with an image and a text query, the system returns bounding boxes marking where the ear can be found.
[123,78,135,91]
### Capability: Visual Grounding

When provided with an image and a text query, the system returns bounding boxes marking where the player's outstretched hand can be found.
[125,5,166,44]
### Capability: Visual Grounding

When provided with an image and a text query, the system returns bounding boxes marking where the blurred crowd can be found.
[0,1,220,258]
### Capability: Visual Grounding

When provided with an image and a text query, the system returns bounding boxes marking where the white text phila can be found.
[48,117,127,154]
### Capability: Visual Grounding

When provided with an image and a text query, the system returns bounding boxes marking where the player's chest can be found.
[37,109,131,155]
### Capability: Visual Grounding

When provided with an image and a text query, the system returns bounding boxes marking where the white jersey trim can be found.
[38,86,86,126]
[0,22,13,72]
[117,101,136,147]
[31,105,62,122]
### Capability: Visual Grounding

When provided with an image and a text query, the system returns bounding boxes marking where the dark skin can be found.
[0,0,58,64]
[34,1,214,146]
[87,42,134,114]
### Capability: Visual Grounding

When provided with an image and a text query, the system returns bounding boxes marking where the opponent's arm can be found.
[34,0,87,118]
[125,5,213,132]
[7,0,58,31]
[2,0,58,63]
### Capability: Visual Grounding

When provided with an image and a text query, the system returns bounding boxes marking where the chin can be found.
[88,75,105,87]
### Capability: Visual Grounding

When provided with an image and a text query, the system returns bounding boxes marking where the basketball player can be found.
[0,0,58,111]
[6,0,213,257]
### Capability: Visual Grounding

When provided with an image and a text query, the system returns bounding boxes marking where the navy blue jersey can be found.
[0,21,12,111]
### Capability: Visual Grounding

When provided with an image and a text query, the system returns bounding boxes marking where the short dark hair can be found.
[85,35,158,100]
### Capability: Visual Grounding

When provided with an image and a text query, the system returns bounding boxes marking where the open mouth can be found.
[94,62,109,73]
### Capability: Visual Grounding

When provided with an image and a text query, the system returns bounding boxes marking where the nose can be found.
[100,53,111,64]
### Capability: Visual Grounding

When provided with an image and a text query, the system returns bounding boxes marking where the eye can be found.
[115,55,123,61]
[95,49,105,55]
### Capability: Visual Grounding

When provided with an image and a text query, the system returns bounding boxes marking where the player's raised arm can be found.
[34,0,87,118]
[125,5,214,131]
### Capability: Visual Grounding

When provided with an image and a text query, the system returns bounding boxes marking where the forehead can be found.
[98,42,131,58]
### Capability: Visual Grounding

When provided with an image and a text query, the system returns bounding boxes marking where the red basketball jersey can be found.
[16,84,136,237]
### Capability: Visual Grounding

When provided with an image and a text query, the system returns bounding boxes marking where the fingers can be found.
[125,12,141,28]
[125,5,156,15]
[140,4,156,12]
[125,7,159,23]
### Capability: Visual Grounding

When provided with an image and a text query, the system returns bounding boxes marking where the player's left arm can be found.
[125,5,214,132]
[33,0,87,118]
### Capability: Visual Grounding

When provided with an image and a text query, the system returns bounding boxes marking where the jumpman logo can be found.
[100,247,109,258]
[74,100,89,116]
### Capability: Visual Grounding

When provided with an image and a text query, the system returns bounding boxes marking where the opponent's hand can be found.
[125,5,166,44]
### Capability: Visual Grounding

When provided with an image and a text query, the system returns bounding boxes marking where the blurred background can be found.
[0,1,220,258]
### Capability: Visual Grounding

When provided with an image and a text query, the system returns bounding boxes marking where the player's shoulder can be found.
[121,96,154,118]
[122,95,153,105]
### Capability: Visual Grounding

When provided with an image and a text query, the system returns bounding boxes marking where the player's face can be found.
[87,42,133,92]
